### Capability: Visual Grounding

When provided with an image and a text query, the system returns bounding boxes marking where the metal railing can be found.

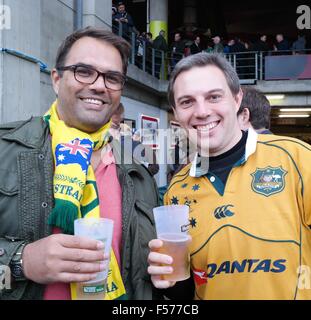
[225,49,311,83]
[225,51,262,84]
[112,24,311,83]
[112,23,167,80]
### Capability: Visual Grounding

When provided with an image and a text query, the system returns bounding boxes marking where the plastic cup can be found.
[153,205,190,282]
[74,217,114,300]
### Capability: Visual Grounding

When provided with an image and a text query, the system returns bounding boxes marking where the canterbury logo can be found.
[214,205,234,219]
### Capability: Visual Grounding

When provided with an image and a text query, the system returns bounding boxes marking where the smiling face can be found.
[173,65,243,157]
[51,37,123,133]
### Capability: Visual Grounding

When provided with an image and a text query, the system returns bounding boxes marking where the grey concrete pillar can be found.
[83,0,111,30]
[40,0,76,116]
[149,0,168,41]
[0,0,41,123]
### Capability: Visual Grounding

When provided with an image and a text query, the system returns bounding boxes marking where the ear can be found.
[242,108,250,123]
[51,68,61,96]
[234,89,243,111]
[238,108,251,130]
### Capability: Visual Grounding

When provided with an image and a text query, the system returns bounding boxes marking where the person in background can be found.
[274,34,291,52]
[212,36,224,54]
[112,2,134,40]
[190,36,202,55]
[145,32,154,75]
[170,32,185,70]
[253,34,270,52]
[227,37,246,53]
[110,102,124,140]
[153,30,168,79]
[237,87,272,134]
[292,33,306,54]
[131,130,159,176]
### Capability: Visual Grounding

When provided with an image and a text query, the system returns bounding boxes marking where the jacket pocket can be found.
[0,169,18,195]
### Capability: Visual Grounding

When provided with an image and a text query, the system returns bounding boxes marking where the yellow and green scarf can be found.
[44,100,127,300]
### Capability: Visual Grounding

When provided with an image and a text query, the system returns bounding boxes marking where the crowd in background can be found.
[111,1,310,79]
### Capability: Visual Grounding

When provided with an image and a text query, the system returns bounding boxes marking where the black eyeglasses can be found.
[57,64,126,91]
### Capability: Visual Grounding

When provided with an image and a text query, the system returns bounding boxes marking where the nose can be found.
[193,100,210,119]
[88,74,107,92]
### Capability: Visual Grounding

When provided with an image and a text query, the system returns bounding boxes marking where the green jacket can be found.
[0,117,160,300]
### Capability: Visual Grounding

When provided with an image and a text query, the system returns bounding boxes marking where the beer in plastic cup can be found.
[153,205,190,281]
[74,217,114,300]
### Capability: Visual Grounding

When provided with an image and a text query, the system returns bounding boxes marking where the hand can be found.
[147,239,176,289]
[22,234,107,284]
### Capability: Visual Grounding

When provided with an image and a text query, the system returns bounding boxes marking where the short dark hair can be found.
[168,53,241,108]
[238,87,271,129]
[55,26,131,75]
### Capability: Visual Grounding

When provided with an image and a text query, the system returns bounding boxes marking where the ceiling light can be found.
[278,114,310,118]
[280,108,311,112]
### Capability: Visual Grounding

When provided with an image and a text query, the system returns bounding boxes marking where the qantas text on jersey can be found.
[206,259,287,278]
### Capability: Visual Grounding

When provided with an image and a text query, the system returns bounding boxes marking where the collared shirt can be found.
[44,152,122,300]
[165,130,311,299]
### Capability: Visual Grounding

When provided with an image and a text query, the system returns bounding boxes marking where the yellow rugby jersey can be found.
[164,129,311,300]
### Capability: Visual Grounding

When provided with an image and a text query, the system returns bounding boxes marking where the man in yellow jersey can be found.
[147,53,311,300]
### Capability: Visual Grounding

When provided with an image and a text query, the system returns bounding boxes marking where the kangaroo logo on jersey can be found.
[251,166,287,197]
[193,268,208,286]
[214,205,234,219]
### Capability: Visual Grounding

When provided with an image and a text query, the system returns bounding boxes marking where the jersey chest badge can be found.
[251,166,287,197]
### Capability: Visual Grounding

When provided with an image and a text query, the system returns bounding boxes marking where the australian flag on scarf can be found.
[55,138,93,173]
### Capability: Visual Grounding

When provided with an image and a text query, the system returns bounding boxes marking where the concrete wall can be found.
[83,0,112,30]
[1,0,41,122]
[41,0,75,70]
[40,0,75,114]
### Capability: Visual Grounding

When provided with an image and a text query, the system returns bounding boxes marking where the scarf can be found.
[43,100,127,300]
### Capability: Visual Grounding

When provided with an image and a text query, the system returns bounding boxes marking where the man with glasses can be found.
[0,27,160,300]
